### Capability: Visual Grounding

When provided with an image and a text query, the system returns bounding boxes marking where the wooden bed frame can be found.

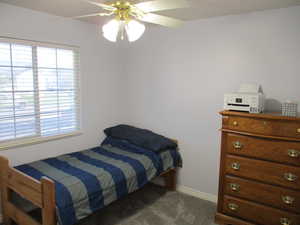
[0,140,179,225]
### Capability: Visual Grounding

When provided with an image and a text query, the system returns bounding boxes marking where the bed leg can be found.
[0,156,12,225]
[41,177,56,225]
[164,169,177,191]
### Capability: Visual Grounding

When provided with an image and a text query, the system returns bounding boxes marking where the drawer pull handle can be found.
[233,141,243,150]
[231,162,240,171]
[228,203,239,211]
[284,173,298,182]
[282,196,295,205]
[297,128,300,133]
[233,121,238,126]
[280,218,292,225]
[288,149,300,158]
[229,183,240,192]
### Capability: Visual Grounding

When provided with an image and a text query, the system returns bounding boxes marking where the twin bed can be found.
[0,126,182,225]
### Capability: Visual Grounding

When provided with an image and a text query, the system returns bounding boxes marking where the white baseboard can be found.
[151,178,218,203]
[177,185,218,203]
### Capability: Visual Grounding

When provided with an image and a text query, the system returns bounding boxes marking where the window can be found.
[0,38,80,148]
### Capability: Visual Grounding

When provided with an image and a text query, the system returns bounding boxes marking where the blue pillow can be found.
[104,125,177,152]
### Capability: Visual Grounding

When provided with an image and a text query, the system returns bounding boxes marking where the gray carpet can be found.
[2,184,217,225]
[78,184,217,225]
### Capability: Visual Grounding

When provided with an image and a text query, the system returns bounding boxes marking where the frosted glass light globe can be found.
[102,19,120,42]
[125,20,145,42]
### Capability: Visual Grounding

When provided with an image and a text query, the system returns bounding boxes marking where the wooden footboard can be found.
[0,156,56,225]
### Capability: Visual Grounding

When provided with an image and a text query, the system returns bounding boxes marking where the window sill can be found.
[0,131,82,151]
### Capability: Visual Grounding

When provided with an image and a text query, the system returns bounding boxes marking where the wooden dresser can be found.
[215,111,300,225]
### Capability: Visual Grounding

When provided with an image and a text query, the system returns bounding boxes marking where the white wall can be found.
[118,6,300,195]
[0,3,123,166]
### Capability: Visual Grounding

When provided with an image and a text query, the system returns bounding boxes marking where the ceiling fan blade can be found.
[134,0,189,13]
[73,12,112,19]
[139,13,184,28]
[80,0,116,11]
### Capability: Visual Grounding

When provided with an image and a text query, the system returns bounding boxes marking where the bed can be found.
[0,135,182,225]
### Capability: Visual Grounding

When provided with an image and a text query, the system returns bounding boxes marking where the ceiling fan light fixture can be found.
[125,20,145,42]
[102,19,120,42]
[102,18,145,42]
[76,0,188,43]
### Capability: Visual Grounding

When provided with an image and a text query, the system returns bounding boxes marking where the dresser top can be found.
[220,110,300,121]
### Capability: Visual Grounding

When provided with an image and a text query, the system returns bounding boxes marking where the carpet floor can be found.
[77,183,217,225]
[3,184,217,225]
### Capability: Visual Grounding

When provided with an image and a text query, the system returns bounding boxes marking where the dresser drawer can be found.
[223,115,300,139]
[223,195,300,225]
[225,155,300,190]
[226,133,300,166]
[224,175,300,213]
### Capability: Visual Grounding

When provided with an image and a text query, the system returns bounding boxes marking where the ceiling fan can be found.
[74,0,189,42]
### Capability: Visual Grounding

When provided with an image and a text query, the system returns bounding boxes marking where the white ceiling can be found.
[1,0,300,25]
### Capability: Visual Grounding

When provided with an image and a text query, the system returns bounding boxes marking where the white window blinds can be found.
[0,38,80,146]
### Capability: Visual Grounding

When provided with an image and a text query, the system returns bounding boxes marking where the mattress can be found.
[15,137,182,225]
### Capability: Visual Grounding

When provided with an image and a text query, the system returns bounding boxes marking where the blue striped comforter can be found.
[15,137,182,225]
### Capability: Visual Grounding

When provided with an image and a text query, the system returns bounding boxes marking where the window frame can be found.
[0,37,82,150]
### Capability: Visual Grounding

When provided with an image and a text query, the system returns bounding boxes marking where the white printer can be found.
[224,84,265,114]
